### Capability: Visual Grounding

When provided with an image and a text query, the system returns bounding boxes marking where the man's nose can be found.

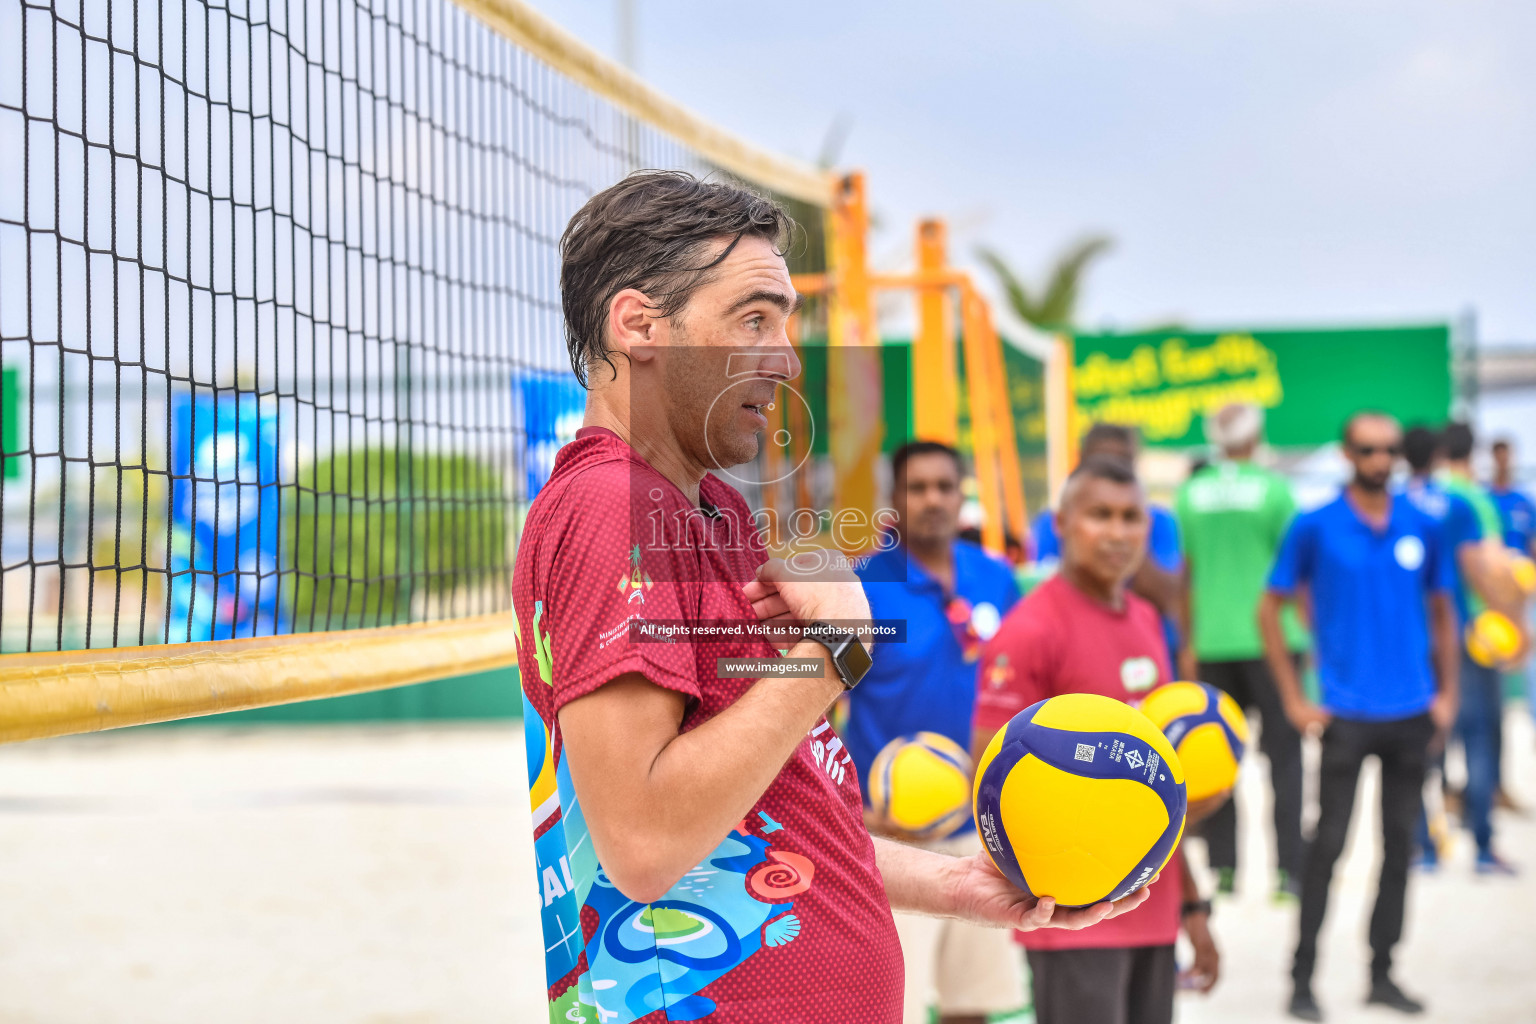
[763,334,801,381]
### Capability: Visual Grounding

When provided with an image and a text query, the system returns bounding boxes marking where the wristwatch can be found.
[803,621,873,691]
[1181,899,1213,919]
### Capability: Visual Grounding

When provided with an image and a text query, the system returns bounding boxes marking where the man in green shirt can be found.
[1176,403,1307,899]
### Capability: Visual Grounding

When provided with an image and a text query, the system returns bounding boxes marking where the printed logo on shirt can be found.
[617,543,655,604]
[986,654,1015,689]
[1119,656,1159,693]
[1394,535,1425,572]
[1186,473,1268,513]
[808,720,853,787]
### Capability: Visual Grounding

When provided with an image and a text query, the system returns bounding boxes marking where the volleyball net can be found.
[0,0,836,739]
[0,0,1044,742]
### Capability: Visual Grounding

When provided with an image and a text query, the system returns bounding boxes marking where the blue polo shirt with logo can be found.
[1491,486,1536,553]
[849,539,1021,829]
[1400,477,1483,626]
[1268,492,1455,721]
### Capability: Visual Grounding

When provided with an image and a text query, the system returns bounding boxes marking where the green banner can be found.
[1072,325,1452,448]
[956,339,1048,516]
[2,366,18,479]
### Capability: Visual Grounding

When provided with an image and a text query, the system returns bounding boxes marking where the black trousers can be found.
[1026,945,1176,1024]
[1292,713,1435,987]
[1197,657,1305,877]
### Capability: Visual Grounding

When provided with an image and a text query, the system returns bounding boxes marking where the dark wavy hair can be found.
[559,171,793,388]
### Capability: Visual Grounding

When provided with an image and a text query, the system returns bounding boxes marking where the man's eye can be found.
[746,316,763,330]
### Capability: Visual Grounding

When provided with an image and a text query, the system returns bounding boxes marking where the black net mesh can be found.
[0,0,824,652]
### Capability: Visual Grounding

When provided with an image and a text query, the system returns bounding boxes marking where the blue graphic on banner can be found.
[516,371,586,500]
[168,392,285,641]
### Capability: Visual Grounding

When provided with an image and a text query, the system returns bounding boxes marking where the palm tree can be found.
[976,236,1114,331]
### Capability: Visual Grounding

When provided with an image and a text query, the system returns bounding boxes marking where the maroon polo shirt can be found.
[975,573,1182,951]
[513,426,902,1023]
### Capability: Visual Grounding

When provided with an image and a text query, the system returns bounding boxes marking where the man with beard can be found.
[847,440,1025,1024]
[512,171,1147,1024]
[1260,412,1459,1020]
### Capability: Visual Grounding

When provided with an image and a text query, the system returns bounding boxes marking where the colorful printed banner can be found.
[168,392,284,641]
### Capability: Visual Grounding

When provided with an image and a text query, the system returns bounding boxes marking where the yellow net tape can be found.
[0,613,516,744]
[455,0,833,206]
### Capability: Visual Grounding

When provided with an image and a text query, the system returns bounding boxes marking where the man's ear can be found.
[608,288,662,365]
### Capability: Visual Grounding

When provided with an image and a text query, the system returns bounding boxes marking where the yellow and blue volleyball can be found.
[1138,682,1250,802]
[1509,555,1536,597]
[973,693,1186,907]
[868,732,974,840]
[1467,609,1522,668]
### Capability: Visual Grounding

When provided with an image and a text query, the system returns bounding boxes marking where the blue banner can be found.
[168,392,285,641]
[516,371,586,501]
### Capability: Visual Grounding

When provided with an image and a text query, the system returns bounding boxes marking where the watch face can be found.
[840,635,873,684]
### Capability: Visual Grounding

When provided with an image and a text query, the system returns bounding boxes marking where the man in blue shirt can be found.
[851,440,1024,1024]
[1438,422,1526,870]
[1031,422,1184,665]
[1489,438,1536,556]
[1489,437,1536,760]
[1400,425,1488,872]
[1259,412,1459,1021]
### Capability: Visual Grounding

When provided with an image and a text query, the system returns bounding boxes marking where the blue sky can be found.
[535,0,1536,342]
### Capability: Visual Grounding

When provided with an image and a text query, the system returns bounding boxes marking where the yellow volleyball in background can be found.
[1511,555,1536,597]
[1138,682,1251,802]
[973,693,1186,907]
[868,732,974,840]
[1467,609,1523,668]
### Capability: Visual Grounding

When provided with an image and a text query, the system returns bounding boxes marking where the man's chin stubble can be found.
[710,432,761,470]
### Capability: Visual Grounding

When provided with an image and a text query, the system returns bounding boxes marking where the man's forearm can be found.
[875,837,966,918]
[560,642,843,902]
[1178,847,1198,901]
[641,643,843,865]
[1460,543,1524,620]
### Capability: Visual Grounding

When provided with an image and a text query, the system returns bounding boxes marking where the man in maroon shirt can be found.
[974,456,1224,1024]
[513,171,1149,1024]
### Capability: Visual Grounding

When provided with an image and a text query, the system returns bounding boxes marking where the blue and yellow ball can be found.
[973,693,1186,907]
[1467,609,1522,669]
[1138,681,1250,802]
[1510,554,1536,597]
[868,732,974,840]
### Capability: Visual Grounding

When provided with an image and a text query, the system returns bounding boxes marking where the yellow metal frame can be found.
[792,201,1029,557]
[0,613,517,744]
[824,173,884,550]
[913,220,958,444]
[1046,333,1077,502]
[452,0,834,207]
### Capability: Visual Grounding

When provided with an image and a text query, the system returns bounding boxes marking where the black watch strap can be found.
[1181,898,1213,919]
[804,621,872,691]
